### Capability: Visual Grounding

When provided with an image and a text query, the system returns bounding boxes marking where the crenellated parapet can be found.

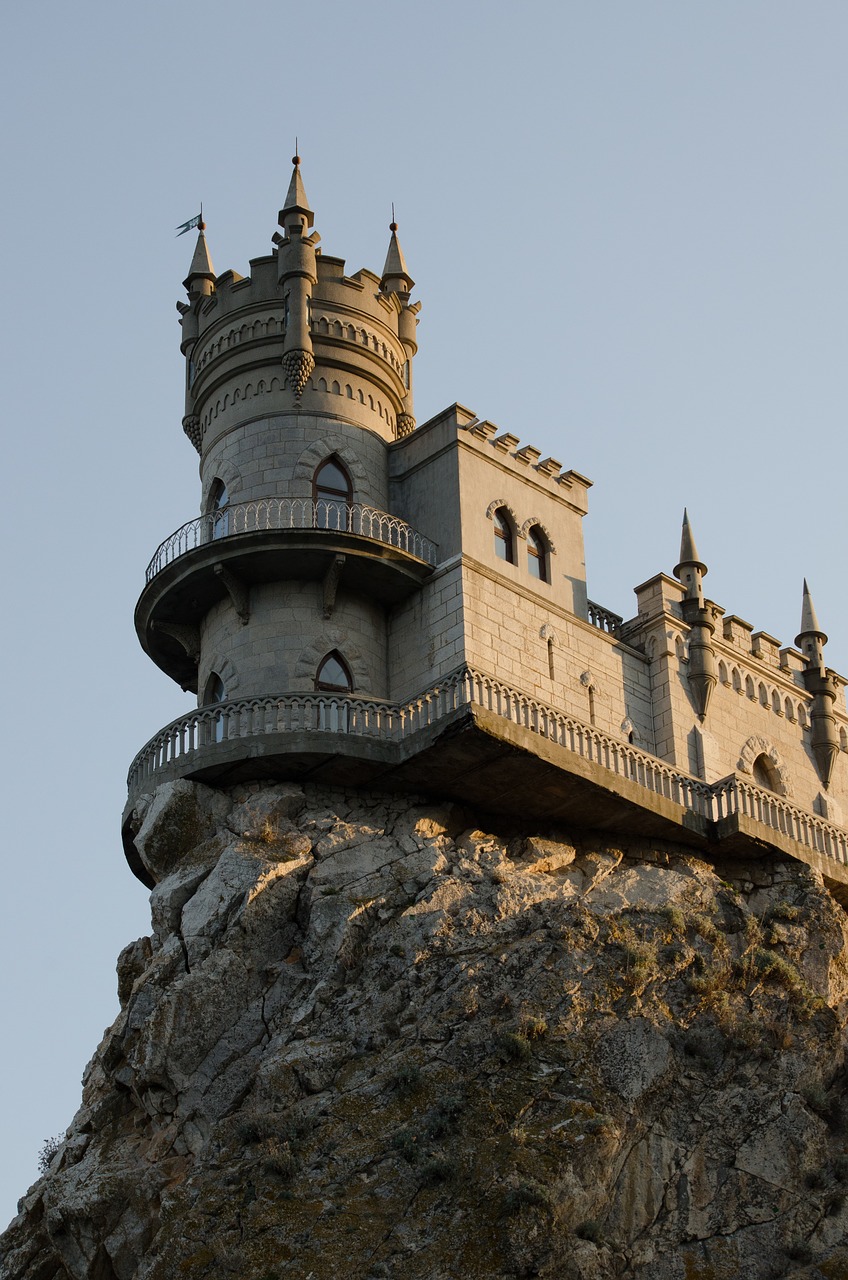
[176,159,419,458]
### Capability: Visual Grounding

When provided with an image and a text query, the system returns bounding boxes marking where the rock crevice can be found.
[3,780,848,1279]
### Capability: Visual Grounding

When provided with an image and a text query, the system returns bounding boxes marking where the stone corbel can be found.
[214,563,250,624]
[152,622,200,663]
[323,554,346,619]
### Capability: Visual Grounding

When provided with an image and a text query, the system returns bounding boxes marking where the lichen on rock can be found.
[3,780,848,1280]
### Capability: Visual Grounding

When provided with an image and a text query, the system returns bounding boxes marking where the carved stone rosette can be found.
[182,415,202,454]
[397,413,416,439]
[282,349,315,401]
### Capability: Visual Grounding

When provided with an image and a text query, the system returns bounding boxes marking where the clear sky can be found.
[2,0,847,1228]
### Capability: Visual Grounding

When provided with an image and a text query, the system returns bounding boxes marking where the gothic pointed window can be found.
[493,508,515,564]
[315,651,353,693]
[527,526,548,582]
[207,478,229,539]
[752,753,780,793]
[203,672,227,743]
[313,457,352,530]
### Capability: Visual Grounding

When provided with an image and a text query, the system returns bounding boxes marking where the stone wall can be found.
[199,583,389,703]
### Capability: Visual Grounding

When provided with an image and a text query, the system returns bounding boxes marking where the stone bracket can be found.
[152,621,200,663]
[323,554,346,619]
[214,563,250,624]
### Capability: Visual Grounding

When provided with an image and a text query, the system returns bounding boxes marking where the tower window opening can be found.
[207,478,230,539]
[527,527,548,582]
[203,672,227,743]
[493,508,515,564]
[752,753,780,793]
[315,651,353,693]
[313,457,352,530]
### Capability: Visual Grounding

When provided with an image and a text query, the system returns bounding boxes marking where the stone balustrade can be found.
[145,499,438,582]
[126,665,848,876]
[587,600,623,636]
[712,775,848,866]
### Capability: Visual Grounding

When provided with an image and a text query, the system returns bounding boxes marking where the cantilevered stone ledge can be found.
[122,666,848,897]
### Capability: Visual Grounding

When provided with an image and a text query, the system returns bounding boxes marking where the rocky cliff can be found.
[2,779,848,1280]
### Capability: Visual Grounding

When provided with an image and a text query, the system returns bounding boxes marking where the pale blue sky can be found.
[2,0,847,1226]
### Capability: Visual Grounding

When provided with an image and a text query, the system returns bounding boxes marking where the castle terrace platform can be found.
[122,665,848,904]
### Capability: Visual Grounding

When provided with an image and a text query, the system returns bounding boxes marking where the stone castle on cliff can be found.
[123,156,848,904]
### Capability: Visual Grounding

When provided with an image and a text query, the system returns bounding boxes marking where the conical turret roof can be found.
[796,579,828,645]
[673,508,707,579]
[278,153,314,229]
[183,227,216,291]
[381,217,414,293]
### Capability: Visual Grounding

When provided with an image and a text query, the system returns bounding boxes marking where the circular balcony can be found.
[135,498,438,688]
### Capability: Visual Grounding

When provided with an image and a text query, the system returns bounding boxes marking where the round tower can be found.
[125,161,435,883]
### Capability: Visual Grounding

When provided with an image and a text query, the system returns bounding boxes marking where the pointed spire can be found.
[674,509,707,578]
[796,579,827,646]
[183,220,216,295]
[381,209,414,294]
[278,148,314,232]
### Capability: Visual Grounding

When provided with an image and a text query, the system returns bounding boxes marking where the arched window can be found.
[203,672,226,743]
[493,508,515,564]
[313,457,352,530]
[207,478,229,539]
[315,651,353,693]
[527,526,548,582]
[752,753,780,793]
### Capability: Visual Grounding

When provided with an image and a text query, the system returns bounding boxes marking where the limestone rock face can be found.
[3,782,848,1280]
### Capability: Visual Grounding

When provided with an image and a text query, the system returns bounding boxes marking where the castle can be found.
[123,156,848,903]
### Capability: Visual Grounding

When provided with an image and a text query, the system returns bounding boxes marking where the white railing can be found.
[587,600,623,636]
[125,665,848,874]
[126,666,713,818]
[145,499,438,582]
[712,775,848,866]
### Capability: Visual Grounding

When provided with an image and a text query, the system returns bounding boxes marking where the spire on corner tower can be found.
[278,149,314,236]
[381,210,414,296]
[796,581,839,789]
[797,579,827,660]
[183,220,216,298]
[673,510,717,720]
[276,150,319,402]
[674,509,707,605]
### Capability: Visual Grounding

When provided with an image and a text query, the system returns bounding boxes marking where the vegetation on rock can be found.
[2,779,848,1279]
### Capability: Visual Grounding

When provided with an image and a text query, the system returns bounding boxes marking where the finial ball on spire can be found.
[390,221,398,232]
[292,155,300,166]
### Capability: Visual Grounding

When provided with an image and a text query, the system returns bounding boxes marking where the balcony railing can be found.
[127,665,848,878]
[712,774,848,866]
[145,499,438,583]
[587,600,623,636]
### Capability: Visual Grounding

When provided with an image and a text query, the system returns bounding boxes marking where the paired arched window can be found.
[493,508,515,563]
[313,457,352,530]
[527,526,548,582]
[315,651,353,693]
[207,478,229,539]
